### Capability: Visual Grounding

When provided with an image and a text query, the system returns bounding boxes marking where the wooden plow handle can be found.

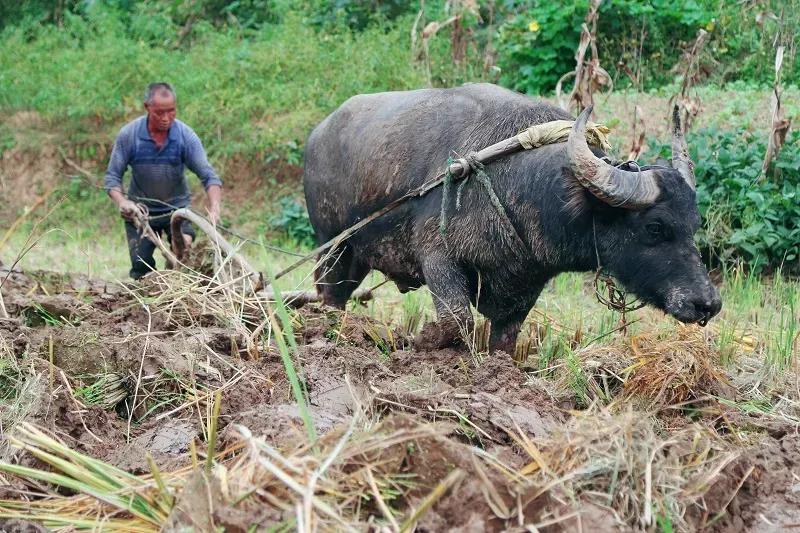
[170,208,264,291]
[169,208,379,307]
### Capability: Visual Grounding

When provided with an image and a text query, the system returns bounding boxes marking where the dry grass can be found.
[623,326,728,405]
[522,406,739,530]
[1,210,798,531]
[546,325,730,407]
[0,403,746,532]
[0,414,463,531]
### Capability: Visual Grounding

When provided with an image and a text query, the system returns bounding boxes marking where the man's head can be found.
[144,82,177,133]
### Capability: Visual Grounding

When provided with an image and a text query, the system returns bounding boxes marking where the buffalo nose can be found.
[693,291,722,326]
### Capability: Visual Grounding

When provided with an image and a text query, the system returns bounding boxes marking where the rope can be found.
[591,217,645,319]
[438,152,528,254]
[439,156,456,235]
[125,195,305,257]
[610,159,644,208]
[130,202,180,269]
[516,120,612,151]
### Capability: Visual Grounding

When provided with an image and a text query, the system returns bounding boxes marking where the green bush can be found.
[270,197,316,248]
[0,0,292,34]
[494,0,796,94]
[0,5,425,160]
[496,1,587,94]
[306,0,415,31]
[708,0,799,85]
[647,129,800,273]
[495,0,716,94]
[596,0,713,87]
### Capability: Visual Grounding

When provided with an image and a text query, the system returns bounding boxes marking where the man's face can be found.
[145,92,177,133]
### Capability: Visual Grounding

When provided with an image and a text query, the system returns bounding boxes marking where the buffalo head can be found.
[568,105,721,325]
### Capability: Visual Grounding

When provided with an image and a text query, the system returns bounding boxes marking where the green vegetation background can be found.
[0,0,798,273]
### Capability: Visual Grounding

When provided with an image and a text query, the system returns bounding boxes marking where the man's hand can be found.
[118,199,140,221]
[206,203,220,225]
[108,189,139,221]
[206,184,222,225]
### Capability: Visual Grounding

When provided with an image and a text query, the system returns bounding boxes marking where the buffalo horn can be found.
[567,106,661,209]
[671,105,696,190]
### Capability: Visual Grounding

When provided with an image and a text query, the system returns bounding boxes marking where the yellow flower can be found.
[528,20,540,32]
[705,20,716,32]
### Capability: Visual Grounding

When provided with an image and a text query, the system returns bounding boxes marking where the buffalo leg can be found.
[415,257,473,350]
[486,287,542,354]
[314,243,369,309]
[488,316,525,355]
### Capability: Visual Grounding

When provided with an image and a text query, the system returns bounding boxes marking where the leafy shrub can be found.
[270,197,316,248]
[0,0,291,34]
[596,0,713,87]
[494,0,800,93]
[647,129,800,273]
[495,0,715,94]
[0,6,425,159]
[0,0,83,30]
[707,0,799,85]
[495,2,587,94]
[306,0,414,31]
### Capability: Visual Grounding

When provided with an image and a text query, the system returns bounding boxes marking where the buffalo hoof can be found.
[413,322,465,351]
[489,337,517,357]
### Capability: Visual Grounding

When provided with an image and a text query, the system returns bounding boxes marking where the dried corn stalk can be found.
[622,27,647,160]
[763,45,791,177]
[628,104,646,161]
[556,0,612,115]
[413,0,481,82]
[669,29,709,134]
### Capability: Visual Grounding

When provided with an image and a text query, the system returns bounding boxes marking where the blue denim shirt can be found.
[104,116,222,214]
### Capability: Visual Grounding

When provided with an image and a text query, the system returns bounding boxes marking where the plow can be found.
[130,205,377,308]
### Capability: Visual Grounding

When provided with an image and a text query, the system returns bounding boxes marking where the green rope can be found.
[472,162,512,225]
[455,168,470,210]
[439,155,514,238]
[439,152,525,251]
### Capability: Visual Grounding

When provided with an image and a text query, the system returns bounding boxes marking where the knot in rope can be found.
[438,152,528,256]
[593,271,646,314]
[439,151,498,236]
[131,202,151,240]
[462,152,483,175]
[455,152,483,211]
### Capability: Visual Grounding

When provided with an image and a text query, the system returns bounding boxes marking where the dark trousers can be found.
[125,214,195,279]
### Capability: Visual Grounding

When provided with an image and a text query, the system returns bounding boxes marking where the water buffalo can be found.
[303,83,721,353]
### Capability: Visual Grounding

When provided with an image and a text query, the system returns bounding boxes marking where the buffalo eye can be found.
[645,222,664,239]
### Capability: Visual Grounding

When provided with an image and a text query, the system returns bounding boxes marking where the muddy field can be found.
[0,264,799,532]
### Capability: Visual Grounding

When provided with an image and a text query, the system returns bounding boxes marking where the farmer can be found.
[104,82,223,279]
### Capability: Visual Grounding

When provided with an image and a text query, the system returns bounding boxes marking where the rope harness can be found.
[591,217,645,319]
[439,153,528,252]
[435,121,644,321]
[129,202,180,269]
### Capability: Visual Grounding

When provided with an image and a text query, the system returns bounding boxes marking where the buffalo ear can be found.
[560,166,591,221]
